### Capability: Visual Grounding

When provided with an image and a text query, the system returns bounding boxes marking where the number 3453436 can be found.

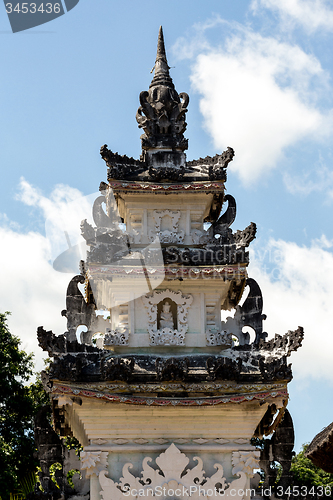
[5,3,62,14]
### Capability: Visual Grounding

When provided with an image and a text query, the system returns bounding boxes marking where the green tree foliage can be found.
[0,312,49,500]
[291,444,333,491]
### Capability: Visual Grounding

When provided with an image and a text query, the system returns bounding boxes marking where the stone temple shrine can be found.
[36,27,304,500]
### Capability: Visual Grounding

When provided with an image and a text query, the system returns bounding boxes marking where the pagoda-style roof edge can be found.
[101,146,234,184]
[107,179,226,193]
[50,382,288,407]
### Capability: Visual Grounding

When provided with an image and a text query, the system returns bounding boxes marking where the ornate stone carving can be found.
[149,209,184,244]
[101,145,145,181]
[206,329,233,347]
[259,356,292,382]
[221,278,267,346]
[103,357,134,382]
[234,222,257,248]
[209,194,236,239]
[99,443,247,500]
[104,328,129,346]
[258,326,304,357]
[148,165,185,182]
[206,357,242,381]
[80,451,108,478]
[136,28,189,153]
[260,410,295,491]
[232,450,260,477]
[155,357,189,381]
[142,289,193,346]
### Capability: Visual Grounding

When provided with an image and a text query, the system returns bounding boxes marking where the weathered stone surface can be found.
[260,410,295,493]
[221,278,267,345]
[155,356,189,381]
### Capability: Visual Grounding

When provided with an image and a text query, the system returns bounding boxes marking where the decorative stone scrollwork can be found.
[232,450,260,478]
[149,209,184,244]
[99,443,247,500]
[234,222,257,248]
[142,289,193,346]
[104,328,129,346]
[258,326,304,357]
[206,330,232,347]
[221,278,267,346]
[80,450,108,477]
[150,329,185,346]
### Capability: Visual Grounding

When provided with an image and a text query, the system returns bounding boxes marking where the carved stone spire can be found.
[149,26,174,90]
[136,26,189,165]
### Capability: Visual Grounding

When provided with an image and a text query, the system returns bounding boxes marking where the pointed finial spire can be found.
[149,26,174,89]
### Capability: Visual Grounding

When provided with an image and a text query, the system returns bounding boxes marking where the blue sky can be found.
[1,0,333,453]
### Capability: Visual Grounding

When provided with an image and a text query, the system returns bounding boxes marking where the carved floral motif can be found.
[99,443,247,500]
[80,451,108,477]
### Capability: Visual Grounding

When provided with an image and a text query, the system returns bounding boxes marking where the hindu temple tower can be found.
[37,27,303,500]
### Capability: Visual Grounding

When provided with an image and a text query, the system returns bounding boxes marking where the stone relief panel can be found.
[149,209,185,244]
[99,443,247,500]
[142,289,193,346]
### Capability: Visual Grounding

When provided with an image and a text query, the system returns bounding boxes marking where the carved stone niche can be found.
[149,209,185,244]
[142,289,193,346]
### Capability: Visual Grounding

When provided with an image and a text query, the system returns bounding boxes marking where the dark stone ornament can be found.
[259,356,292,382]
[258,326,304,356]
[260,409,295,497]
[206,356,242,381]
[234,222,257,248]
[136,27,189,154]
[148,164,185,182]
[155,357,189,381]
[222,278,267,346]
[102,356,135,382]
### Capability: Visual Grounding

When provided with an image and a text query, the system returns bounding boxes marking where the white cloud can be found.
[0,225,69,373]
[17,177,93,262]
[0,181,93,373]
[178,21,330,184]
[283,159,333,199]
[249,236,333,381]
[251,0,333,33]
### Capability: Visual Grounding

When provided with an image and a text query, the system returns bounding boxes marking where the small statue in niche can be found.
[157,299,177,330]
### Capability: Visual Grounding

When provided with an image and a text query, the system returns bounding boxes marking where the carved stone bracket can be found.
[206,329,233,347]
[142,289,193,346]
[99,443,247,500]
[104,328,129,346]
[80,450,108,478]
